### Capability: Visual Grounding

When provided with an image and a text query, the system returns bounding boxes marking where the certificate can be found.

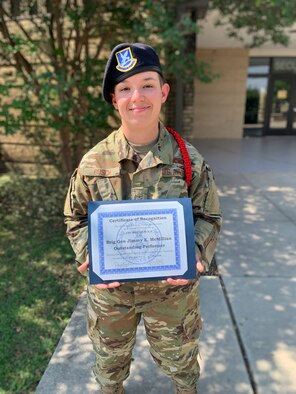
[88,198,196,284]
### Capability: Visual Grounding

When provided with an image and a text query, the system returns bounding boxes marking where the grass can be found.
[0,175,85,394]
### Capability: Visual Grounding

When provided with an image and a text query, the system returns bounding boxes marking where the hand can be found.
[77,255,89,273]
[196,260,205,274]
[162,260,205,285]
[78,255,121,289]
[95,281,121,289]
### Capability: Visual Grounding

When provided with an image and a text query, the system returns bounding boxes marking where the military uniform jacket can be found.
[64,123,222,273]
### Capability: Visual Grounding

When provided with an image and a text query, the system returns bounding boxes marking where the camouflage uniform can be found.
[64,122,222,391]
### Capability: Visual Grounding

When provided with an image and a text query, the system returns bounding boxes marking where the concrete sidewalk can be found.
[36,136,296,394]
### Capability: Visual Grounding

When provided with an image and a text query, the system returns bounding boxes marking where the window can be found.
[244,58,270,136]
[248,58,270,75]
[245,77,268,125]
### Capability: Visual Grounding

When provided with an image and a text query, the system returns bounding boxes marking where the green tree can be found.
[0,0,208,173]
[0,1,295,173]
[210,0,296,46]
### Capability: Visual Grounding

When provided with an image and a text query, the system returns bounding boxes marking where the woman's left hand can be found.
[162,260,205,285]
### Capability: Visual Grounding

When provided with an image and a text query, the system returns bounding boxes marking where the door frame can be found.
[264,74,296,135]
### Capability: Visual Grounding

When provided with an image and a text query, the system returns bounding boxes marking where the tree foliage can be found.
[0,1,295,173]
[210,0,296,47]
[0,0,208,173]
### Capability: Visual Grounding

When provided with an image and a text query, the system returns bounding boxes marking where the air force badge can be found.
[115,47,137,72]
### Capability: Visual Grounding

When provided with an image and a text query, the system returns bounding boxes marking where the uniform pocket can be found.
[96,177,117,200]
[87,304,100,340]
[182,316,202,344]
[66,168,78,214]
[154,167,188,198]
[81,167,120,201]
[204,165,220,215]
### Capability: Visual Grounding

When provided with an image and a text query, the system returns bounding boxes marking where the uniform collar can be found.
[115,122,173,165]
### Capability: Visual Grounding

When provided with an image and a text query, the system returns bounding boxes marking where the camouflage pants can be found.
[87,280,201,389]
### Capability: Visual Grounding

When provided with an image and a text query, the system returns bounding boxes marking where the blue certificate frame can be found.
[88,198,196,284]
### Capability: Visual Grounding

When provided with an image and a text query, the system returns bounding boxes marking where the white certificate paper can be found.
[88,199,196,283]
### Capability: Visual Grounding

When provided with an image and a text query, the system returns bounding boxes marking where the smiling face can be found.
[111,71,170,142]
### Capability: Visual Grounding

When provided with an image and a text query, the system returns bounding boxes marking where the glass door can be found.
[293,98,296,130]
[266,75,296,134]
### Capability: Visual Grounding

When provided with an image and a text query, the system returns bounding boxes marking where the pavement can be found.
[36,136,296,394]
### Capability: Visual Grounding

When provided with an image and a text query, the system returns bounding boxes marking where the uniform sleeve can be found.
[189,160,222,272]
[64,168,91,271]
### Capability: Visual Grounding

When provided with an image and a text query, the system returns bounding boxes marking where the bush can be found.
[0,175,69,230]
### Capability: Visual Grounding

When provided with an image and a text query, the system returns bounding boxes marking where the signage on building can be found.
[277,90,288,100]
[273,58,296,74]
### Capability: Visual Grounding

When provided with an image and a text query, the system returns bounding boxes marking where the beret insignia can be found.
[115,47,137,72]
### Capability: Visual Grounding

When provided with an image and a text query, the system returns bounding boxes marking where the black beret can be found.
[102,43,163,104]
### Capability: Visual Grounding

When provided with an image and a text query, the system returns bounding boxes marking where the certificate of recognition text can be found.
[88,199,196,283]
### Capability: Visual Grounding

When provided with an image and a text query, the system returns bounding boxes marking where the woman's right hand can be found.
[78,255,121,289]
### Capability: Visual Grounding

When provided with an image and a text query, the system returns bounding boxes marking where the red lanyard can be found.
[166,127,192,188]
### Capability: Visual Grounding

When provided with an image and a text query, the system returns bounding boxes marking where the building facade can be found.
[1,3,296,174]
[189,10,296,140]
